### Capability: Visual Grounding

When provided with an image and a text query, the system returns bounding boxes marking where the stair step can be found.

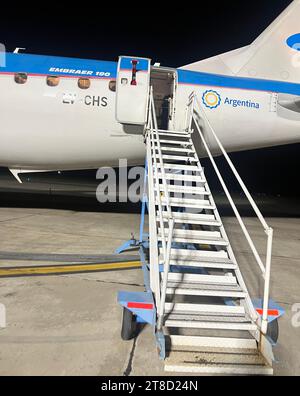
[164,303,244,315]
[154,139,193,146]
[168,334,255,349]
[159,228,222,239]
[158,229,225,245]
[164,350,272,375]
[162,273,237,286]
[158,155,197,162]
[166,313,251,322]
[159,211,220,226]
[164,248,229,261]
[157,173,205,183]
[157,216,221,227]
[156,185,209,195]
[165,319,257,331]
[158,132,190,138]
[167,260,236,270]
[156,198,214,210]
[158,129,189,136]
[165,363,273,375]
[159,146,194,154]
[158,235,229,246]
[165,285,246,298]
[158,197,211,207]
[157,163,200,172]
[162,211,214,220]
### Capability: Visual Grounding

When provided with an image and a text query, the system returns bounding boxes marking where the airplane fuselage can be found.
[0,53,300,171]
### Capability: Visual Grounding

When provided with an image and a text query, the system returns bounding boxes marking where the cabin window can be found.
[14,73,27,84]
[109,80,116,92]
[78,78,91,89]
[47,75,60,87]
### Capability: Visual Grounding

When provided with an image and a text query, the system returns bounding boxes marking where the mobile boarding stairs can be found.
[118,90,284,375]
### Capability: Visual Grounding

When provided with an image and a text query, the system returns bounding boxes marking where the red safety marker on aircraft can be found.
[130,59,138,85]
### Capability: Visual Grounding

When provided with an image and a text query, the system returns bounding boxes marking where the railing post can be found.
[261,227,273,334]
[185,92,195,132]
[149,121,167,259]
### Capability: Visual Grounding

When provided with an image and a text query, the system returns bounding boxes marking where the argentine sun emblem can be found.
[202,90,221,109]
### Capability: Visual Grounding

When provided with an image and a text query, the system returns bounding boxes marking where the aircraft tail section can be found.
[181,0,300,84]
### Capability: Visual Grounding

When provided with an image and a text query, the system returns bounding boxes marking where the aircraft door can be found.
[115,56,151,125]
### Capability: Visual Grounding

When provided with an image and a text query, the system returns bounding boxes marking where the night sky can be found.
[0,0,299,198]
[0,0,293,65]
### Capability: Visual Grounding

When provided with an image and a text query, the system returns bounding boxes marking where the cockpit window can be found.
[109,80,116,92]
[47,75,60,87]
[14,73,27,84]
[78,78,91,89]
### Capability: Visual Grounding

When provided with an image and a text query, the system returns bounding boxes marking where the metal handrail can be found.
[185,92,195,132]
[147,88,174,331]
[148,117,167,258]
[149,90,173,219]
[187,92,273,334]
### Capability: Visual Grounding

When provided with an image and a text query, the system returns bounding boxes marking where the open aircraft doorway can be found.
[151,67,177,130]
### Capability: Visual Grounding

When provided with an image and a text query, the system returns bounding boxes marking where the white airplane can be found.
[0,0,300,183]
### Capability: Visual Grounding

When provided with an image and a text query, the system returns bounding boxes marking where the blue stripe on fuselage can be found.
[0,53,117,78]
[177,69,300,96]
[1,53,300,96]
